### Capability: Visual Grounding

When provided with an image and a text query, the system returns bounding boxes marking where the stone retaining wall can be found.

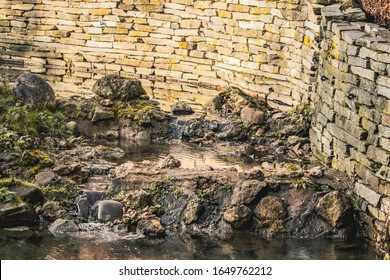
[0,0,317,111]
[310,5,390,239]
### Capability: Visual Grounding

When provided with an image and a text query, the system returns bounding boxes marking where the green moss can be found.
[21,150,54,174]
[0,187,22,203]
[40,182,79,202]
[0,84,15,119]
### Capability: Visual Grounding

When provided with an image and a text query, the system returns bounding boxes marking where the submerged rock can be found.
[316,191,353,228]
[223,205,252,229]
[97,200,123,222]
[49,219,79,235]
[92,75,146,101]
[13,73,56,106]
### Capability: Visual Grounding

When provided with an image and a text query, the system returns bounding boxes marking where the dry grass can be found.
[361,0,390,28]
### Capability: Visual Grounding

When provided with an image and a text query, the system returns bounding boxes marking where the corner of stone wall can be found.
[309,2,390,242]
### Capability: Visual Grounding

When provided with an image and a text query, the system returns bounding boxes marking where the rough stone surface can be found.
[76,195,89,220]
[223,205,252,229]
[171,101,194,115]
[92,106,113,123]
[139,217,165,237]
[8,182,44,205]
[159,155,181,169]
[354,183,381,207]
[92,75,146,101]
[316,191,353,228]
[231,180,266,205]
[254,196,286,220]
[49,219,79,235]
[183,201,204,225]
[97,200,123,222]
[240,106,265,125]
[35,170,56,187]
[13,73,55,106]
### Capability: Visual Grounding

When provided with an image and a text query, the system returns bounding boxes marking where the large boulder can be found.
[92,75,146,101]
[240,106,265,125]
[316,191,353,228]
[13,73,56,106]
[171,101,194,115]
[183,201,204,225]
[97,200,123,222]
[4,180,44,206]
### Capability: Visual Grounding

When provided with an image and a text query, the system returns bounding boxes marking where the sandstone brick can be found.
[354,182,381,207]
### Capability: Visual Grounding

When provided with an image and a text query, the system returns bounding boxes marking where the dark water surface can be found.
[0,229,378,260]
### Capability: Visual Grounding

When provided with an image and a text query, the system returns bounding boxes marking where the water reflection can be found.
[0,230,378,260]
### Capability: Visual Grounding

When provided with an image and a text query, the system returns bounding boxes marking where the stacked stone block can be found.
[0,0,318,111]
[310,4,390,239]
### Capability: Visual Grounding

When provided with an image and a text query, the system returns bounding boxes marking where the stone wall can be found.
[0,0,317,111]
[310,5,390,239]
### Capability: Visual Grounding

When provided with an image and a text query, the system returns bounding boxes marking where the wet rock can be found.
[183,201,204,225]
[231,180,266,205]
[223,205,252,229]
[92,106,113,123]
[65,121,80,136]
[171,101,194,115]
[0,201,38,228]
[134,130,151,140]
[13,73,56,106]
[8,181,44,205]
[76,195,89,220]
[49,219,79,235]
[92,75,146,101]
[307,166,324,178]
[316,191,353,228]
[159,155,181,169]
[254,196,286,220]
[240,106,265,125]
[139,216,165,237]
[35,170,56,186]
[97,200,123,222]
[53,163,81,176]
[38,201,67,222]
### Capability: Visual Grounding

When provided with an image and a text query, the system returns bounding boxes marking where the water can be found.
[105,139,254,172]
[0,229,377,260]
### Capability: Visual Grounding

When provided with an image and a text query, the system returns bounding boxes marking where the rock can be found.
[183,201,204,224]
[53,163,81,176]
[159,155,181,169]
[316,191,353,228]
[76,195,89,220]
[35,170,56,186]
[254,196,286,220]
[97,200,123,222]
[100,99,113,107]
[307,166,324,178]
[134,130,151,140]
[124,190,153,210]
[92,75,146,101]
[231,180,266,205]
[0,201,38,228]
[49,219,79,235]
[92,106,113,123]
[7,181,44,205]
[13,73,56,106]
[223,205,252,229]
[271,112,288,119]
[65,121,80,136]
[171,101,194,115]
[139,217,165,237]
[38,201,67,222]
[240,106,265,125]
[237,144,255,157]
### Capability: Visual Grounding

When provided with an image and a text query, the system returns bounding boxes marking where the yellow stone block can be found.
[303,35,313,48]
[179,42,187,49]
[90,9,111,16]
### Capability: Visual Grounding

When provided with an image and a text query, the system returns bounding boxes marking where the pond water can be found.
[0,229,378,260]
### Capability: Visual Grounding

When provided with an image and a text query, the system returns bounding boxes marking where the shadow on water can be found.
[0,230,378,260]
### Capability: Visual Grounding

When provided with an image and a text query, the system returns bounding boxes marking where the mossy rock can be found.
[0,178,44,206]
[21,150,54,174]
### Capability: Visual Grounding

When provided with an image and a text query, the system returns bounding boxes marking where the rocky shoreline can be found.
[0,74,376,255]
